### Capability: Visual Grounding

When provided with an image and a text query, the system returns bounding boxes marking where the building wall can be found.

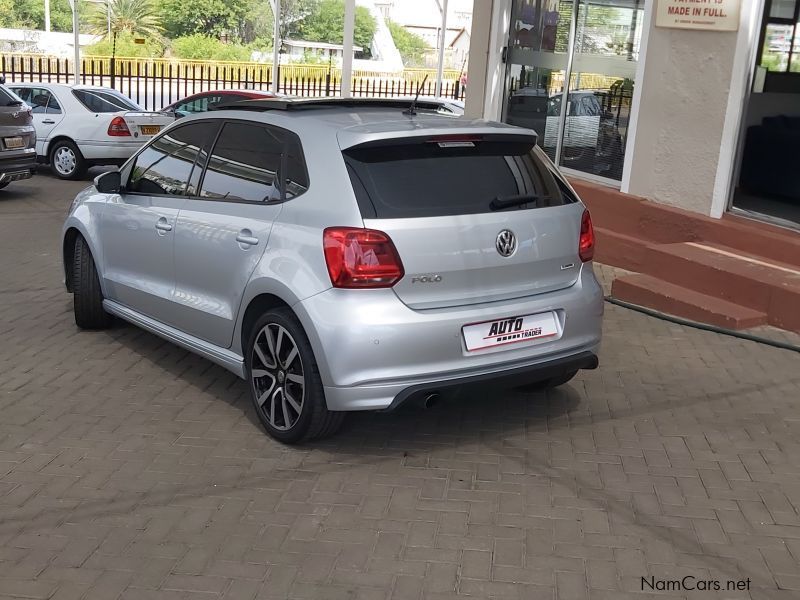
[623,12,740,214]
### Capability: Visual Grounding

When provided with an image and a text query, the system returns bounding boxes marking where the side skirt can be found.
[103,300,246,378]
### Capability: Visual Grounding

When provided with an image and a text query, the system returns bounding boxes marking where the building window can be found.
[503,0,646,182]
[759,0,800,72]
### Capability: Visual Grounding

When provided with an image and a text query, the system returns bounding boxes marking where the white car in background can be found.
[8,83,173,180]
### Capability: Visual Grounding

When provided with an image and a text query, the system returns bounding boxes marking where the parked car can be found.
[161,89,279,118]
[506,88,626,177]
[61,98,602,444]
[0,79,36,190]
[8,83,173,180]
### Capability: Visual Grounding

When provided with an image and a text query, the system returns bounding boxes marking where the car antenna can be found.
[403,74,429,116]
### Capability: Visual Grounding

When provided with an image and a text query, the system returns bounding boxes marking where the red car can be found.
[162,89,279,118]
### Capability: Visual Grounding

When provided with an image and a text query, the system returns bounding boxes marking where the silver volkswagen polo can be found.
[61,98,603,443]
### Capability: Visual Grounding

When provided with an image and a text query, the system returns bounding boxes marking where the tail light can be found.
[107,116,131,136]
[323,227,404,288]
[579,209,595,262]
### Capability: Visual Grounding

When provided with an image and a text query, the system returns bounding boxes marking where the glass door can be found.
[503,0,575,163]
[503,0,646,182]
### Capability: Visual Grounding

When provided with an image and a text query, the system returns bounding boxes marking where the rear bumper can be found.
[324,348,599,412]
[297,264,604,411]
[386,350,598,410]
[0,149,36,180]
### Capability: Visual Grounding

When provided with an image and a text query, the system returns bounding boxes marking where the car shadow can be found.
[101,317,582,443]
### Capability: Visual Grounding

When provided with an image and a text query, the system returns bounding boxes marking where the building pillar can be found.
[464,0,510,120]
[621,3,750,215]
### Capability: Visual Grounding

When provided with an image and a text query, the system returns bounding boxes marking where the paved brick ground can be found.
[1,173,800,600]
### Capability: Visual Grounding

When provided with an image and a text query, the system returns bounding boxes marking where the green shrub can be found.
[170,34,251,61]
[84,32,163,58]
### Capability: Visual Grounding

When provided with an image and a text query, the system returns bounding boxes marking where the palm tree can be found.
[87,0,163,40]
[87,0,163,87]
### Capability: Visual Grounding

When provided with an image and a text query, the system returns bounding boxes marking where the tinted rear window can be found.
[343,138,575,219]
[0,85,23,107]
[73,89,139,112]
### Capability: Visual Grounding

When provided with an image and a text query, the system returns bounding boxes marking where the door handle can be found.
[42,119,55,124]
[155,218,173,232]
[236,233,259,246]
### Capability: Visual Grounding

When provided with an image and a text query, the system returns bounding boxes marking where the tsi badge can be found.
[411,274,443,284]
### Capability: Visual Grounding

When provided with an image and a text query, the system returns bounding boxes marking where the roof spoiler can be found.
[211,97,451,113]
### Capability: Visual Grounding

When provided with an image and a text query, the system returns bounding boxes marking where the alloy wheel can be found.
[251,323,305,431]
[54,147,76,176]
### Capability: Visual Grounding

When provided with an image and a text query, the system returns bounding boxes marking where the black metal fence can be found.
[1,54,466,111]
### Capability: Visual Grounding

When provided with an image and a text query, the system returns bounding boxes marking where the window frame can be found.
[72,88,139,113]
[124,119,222,198]
[121,118,310,204]
[192,118,310,205]
[757,0,800,73]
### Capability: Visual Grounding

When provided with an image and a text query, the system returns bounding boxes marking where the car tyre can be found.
[246,308,344,444]
[0,180,10,190]
[50,140,87,180]
[72,235,112,329]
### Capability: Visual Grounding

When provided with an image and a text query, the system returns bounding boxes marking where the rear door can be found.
[343,134,584,310]
[170,121,304,348]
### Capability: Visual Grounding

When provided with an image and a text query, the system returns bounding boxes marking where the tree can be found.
[386,19,427,67]
[88,0,163,40]
[0,0,80,33]
[294,0,376,55]
[158,0,273,45]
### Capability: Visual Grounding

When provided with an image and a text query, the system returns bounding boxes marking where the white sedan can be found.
[8,83,173,180]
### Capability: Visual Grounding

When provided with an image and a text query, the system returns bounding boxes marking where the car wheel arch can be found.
[45,135,78,161]
[63,226,105,296]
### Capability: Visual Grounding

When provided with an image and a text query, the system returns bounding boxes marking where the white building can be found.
[0,28,100,58]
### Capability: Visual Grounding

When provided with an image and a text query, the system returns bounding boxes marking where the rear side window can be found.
[73,89,139,113]
[199,122,309,203]
[344,137,574,219]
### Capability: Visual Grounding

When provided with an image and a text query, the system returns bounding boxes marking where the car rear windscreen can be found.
[343,137,576,219]
[0,86,22,107]
[73,89,140,113]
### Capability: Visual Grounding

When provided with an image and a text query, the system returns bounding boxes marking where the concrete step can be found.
[611,274,768,330]
[644,242,800,332]
[571,179,800,269]
[593,227,652,274]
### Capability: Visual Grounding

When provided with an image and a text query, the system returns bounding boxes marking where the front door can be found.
[101,121,218,323]
[171,121,308,349]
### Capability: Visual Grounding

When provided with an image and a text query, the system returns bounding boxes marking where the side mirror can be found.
[95,170,121,194]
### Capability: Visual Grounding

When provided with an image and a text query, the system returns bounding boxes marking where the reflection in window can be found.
[760,0,800,72]
[200,123,281,203]
[199,123,309,203]
[128,124,211,195]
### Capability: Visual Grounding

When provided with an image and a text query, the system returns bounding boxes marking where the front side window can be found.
[73,89,139,113]
[127,122,217,195]
[12,88,61,114]
[199,122,284,203]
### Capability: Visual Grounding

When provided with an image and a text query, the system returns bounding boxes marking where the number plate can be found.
[462,312,559,352]
[140,125,161,136]
[3,136,25,149]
